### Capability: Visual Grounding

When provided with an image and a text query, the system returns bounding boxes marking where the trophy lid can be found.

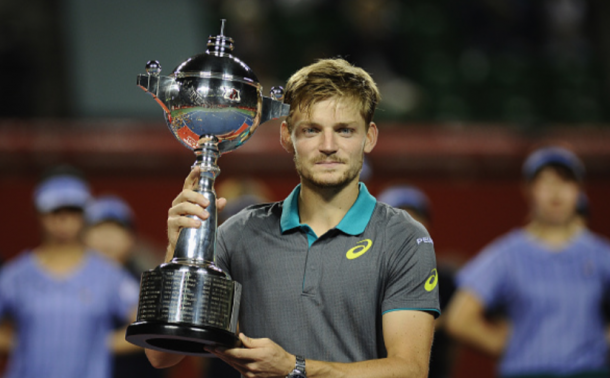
[171,20,259,84]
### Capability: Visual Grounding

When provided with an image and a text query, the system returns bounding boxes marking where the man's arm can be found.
[306,310,435,378]
[444,290,509,357]
[210,309,435,378]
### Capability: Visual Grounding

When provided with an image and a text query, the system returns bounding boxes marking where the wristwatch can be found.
[286,355,306,378]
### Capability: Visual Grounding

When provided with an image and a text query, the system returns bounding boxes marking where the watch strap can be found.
[286,355,306,378]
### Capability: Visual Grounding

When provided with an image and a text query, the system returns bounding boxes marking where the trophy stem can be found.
[172,135,221,266]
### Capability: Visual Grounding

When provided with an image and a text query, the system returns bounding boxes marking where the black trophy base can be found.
[126,321,239,356]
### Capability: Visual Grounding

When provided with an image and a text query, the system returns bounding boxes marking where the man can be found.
[0,167,140,378]
[445,146,610,378]
[147,58,440,378]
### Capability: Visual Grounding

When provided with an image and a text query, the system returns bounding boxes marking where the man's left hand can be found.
[206,333,295,378]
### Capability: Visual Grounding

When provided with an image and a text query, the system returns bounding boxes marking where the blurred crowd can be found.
[207,0,610,124]
[1,0,610,124]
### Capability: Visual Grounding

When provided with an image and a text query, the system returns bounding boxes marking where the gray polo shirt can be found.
[216,183,440,363]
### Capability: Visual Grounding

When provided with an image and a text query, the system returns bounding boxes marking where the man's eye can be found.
[339,128,354,135]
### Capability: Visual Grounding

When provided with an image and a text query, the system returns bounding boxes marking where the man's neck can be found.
[298,179,360,237]
[525,217,584,250]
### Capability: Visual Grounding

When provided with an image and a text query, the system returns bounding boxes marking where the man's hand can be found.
[206,333,295,378]
[166,166,227,259]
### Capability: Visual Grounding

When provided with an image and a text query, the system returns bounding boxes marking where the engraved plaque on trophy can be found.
[125,20,289,355]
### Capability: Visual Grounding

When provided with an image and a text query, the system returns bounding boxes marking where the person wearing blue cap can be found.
[445,146,610,378]
[0,166,140,378]
[84,195,165,378]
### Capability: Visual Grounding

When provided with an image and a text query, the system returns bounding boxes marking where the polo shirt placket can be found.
[280,183,377,296]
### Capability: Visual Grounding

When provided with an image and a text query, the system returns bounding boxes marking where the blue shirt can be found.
[0,251,139,378]
[457,229,610,376]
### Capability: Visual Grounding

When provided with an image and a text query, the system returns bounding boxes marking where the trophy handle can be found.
[260,87,290,124]
[137,61,174,114]
[172,136,222,270]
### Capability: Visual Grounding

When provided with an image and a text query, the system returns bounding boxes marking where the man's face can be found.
[529,167,580,226]
[281,97,378,189]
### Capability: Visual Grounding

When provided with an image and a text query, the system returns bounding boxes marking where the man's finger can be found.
[172,189,210,208]
[168,202,209,220]
[217,197,227,213]
[168,214,201,230]
[183,167,201,190]
[238,333,257,348]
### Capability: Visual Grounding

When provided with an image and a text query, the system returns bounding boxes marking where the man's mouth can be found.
[315,160,343,166]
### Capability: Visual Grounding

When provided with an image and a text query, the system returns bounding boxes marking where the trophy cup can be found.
[125,20,289,355]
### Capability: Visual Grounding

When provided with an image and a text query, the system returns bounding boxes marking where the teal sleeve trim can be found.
[382,308,441,318]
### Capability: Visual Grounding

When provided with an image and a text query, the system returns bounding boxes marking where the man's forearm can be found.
[306,355,428,378]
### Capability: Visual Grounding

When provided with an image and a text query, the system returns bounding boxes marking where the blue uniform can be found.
[457,229,610,377]
[0,251,139,378]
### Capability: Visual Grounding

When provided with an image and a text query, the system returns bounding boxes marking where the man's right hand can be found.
[166,166,227,260]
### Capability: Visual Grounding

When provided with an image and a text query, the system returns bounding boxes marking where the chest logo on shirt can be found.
[346,239,373,260]
[424,268,438,292]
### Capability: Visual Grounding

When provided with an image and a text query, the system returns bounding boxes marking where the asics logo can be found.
[425,268,438,292]
[346,239,372,260]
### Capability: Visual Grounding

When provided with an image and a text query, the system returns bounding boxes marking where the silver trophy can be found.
[125,20,289,355]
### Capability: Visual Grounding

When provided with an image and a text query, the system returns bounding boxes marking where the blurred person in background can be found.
[445,146,610,378]
[377,184,457,378]
[84,195,165,378]
[0,166,140,378]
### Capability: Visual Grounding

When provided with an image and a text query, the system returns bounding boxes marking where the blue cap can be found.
[34,175,92,213]
[85,195,135,229]
[377,185,430,219]
[522,146,584,181]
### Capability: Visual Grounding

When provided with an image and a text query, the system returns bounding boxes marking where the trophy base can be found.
[126,321,239,356]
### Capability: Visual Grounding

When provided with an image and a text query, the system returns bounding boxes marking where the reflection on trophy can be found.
[125,20,289,355]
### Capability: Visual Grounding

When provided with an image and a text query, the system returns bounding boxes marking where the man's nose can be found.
[319,129,338,154]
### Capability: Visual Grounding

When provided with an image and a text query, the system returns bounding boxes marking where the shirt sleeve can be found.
[381,218,441,318]
[456,243,509,310]
[215,226,230,275]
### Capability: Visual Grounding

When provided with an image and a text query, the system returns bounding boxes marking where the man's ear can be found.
[280,120,295,154]
[364,122,378,153]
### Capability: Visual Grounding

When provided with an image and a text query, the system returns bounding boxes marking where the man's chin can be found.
[302,173,356,189]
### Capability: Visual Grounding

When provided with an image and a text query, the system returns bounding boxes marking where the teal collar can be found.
[280,182,377,236]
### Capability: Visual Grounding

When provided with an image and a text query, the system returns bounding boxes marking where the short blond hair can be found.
[283,59,381,130]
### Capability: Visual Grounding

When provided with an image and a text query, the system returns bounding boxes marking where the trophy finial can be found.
[145,60,161,76]
[207,19,233,54]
